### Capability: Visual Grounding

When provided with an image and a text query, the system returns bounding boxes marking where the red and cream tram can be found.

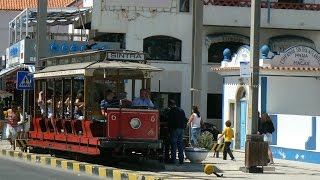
[28,50,164,161]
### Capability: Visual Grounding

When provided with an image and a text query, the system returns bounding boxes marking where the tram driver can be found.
[100,90,115,117]
[132,89,154,108]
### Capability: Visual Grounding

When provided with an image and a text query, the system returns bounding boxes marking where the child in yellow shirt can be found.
[218,120,235,161]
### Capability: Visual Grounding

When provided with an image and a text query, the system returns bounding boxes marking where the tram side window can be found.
[54,79,63,119]
[64,79,72,119]
[73,78,84,120]
[87,79,106,119]
[35,80,46,118]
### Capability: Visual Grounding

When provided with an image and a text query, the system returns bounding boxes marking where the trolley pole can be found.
[242,0,267,173]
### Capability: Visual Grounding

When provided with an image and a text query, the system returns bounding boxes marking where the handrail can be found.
[204,0,320,11]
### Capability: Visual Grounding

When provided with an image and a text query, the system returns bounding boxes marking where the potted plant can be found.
[185,131,214,163]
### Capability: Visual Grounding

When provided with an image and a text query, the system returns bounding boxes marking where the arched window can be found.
[208,42,245,63]
[143,36,182,61]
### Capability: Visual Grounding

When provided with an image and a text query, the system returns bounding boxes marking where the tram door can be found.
[239,98,247,150]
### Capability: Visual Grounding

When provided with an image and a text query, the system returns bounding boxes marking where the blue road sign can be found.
[16,71,34,90]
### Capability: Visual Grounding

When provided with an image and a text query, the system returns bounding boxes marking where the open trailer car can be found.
[28,50,164,162]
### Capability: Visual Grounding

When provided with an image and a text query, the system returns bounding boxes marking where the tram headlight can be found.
[129,118,141,129]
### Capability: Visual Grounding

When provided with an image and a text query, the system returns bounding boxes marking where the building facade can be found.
[215,45,320,164]
[81,0,320,134]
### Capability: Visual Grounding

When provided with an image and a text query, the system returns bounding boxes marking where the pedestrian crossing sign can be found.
[16,71,34,90]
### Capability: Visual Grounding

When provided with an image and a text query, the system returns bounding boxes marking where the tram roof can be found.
[33,60,163,78]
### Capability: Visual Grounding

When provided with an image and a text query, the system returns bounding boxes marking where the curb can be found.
[0,149,170,180]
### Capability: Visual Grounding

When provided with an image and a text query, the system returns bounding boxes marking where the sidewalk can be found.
[161,150,320,180]
[1,139,320,180]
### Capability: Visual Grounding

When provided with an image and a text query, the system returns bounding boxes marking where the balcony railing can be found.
[204,0,320,11]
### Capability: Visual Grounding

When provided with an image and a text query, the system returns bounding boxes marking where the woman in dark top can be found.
[259,113,275,165]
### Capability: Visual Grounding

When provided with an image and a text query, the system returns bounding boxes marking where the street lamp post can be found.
[242,0,268,173]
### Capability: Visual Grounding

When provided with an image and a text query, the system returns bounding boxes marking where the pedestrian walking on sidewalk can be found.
[218,120,235,161]
[4,102,21,149]
[260,113,275,165]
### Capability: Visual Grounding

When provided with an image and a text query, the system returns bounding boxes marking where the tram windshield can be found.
[33,50,163,121]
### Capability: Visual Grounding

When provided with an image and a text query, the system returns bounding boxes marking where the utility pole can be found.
[242,0,268,173]
[36,0,47,71]
[248,0,260,135]
[33,0,47,120]
[191,0,203,108]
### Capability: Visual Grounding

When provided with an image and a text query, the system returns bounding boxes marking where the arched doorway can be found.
[236,86,247,150]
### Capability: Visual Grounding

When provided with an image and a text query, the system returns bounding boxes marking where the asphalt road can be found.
[0,156,104,180]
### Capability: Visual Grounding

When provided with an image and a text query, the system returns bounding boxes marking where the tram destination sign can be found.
[107,52,145,61]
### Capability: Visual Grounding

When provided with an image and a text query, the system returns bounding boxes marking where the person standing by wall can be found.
[187,106,202,147]
[260,113,275,165]
[218,120,235,161]
[167,99,187,164]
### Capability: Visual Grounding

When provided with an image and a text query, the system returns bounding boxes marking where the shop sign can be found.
[278,46,320,67]
[7,41,21,67]
[107,52,144,61]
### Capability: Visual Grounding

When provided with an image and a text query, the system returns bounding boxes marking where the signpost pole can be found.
[22,90,26,123]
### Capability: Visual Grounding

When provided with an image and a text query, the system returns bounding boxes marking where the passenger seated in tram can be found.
[100,89,115,117]
[74,92,84,120]
[132,89,154,108]
[64,93,71,119]
[37,91,56,132]
[117,92,132,108]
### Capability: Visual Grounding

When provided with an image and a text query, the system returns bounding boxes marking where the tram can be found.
[28,50,164,161]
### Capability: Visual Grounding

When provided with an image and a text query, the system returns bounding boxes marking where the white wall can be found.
[0,11,20,56]
[92,2,194,113]
[276,114,318,151]
[204,5,320,30]
[267,76,320,116]
[317,117,320,151]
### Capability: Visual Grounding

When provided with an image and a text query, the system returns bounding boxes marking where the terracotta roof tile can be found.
[0,0,75,11]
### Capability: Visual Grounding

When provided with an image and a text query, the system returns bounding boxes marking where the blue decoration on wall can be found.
[272,146,320,164]
[223,48,231,61]
[80,45,87,51]
[10,47,19,57]
[61,44,69,53]
[49,43,59,54]
[91,44,99,50]
[261,45,270,58]
[269,114,277,145]
[305,117,316,150]
[70,44,79,52]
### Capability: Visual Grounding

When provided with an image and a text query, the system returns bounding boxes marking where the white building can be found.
[78,0,320,131]
[215,45,320,164]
